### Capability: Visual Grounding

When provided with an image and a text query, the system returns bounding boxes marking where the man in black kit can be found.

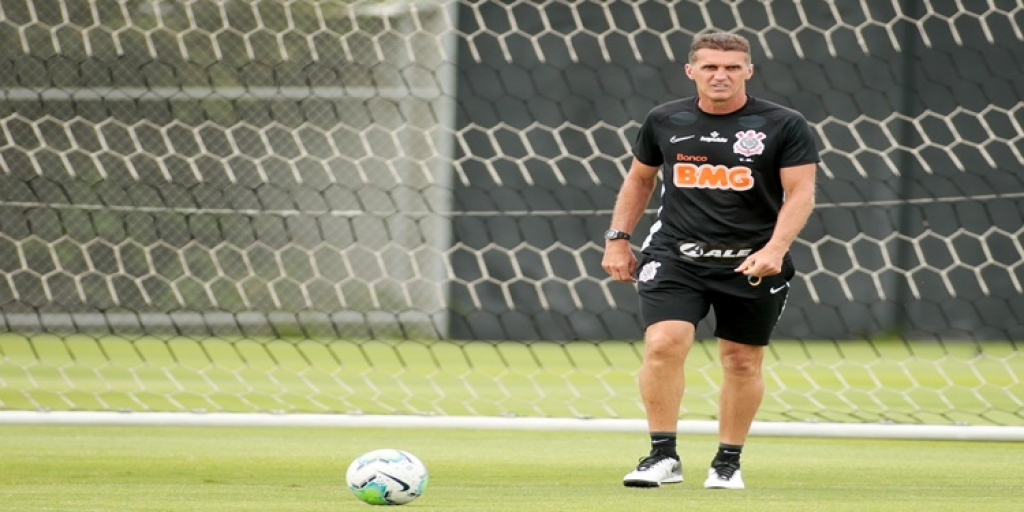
[602,32,818,490]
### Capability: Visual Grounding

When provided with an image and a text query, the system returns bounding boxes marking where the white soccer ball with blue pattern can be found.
[346,448,429,505]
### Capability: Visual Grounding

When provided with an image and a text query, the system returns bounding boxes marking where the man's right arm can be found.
[602,158,659,282]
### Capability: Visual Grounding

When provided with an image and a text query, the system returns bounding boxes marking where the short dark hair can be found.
[688,32,751,63]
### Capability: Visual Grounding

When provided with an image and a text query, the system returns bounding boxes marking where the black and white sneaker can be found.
[703,458,744,489]
[622,453,683,487]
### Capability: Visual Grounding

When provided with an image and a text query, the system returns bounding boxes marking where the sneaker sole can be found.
[704,476,744,489]
[623,476,683,488]
[623,479,661,488]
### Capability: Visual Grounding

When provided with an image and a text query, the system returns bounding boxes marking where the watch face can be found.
[604,229,628,240]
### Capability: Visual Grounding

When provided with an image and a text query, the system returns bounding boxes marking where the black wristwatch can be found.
[604,228,631,241]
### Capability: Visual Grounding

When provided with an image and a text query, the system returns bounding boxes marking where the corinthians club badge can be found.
[638,261,661,283]
[733,130,766,157]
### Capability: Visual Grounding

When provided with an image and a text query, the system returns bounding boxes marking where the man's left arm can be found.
[737,163,817,277]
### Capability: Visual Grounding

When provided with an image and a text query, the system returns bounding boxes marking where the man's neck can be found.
[697,94,749,115]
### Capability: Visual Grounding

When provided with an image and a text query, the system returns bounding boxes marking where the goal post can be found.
[1,0,1023,440]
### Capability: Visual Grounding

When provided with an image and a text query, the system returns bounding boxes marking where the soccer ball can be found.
[346,448,428,505]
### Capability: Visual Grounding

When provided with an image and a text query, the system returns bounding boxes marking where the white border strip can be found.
[1,411,1022,441]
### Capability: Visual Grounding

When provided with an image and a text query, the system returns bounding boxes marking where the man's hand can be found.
[602,241,637,282]
[734,246,786,279]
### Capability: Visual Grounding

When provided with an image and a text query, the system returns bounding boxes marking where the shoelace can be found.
[711,459,739,479]
[636,454,674,470]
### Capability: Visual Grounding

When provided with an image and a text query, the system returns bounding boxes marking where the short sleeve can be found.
[632,112,663,167]
[779,115,820,168]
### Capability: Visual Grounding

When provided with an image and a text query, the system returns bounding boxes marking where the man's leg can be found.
[640,320,695,432]
[704,338,764,489]
[717,339,764,444]
[623,320,694,487]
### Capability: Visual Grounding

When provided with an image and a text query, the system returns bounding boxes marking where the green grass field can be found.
[1,425,1021,511]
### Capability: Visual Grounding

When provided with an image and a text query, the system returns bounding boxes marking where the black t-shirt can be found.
[632,95,819,264]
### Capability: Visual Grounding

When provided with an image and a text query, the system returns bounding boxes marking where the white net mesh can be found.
[0,0,1022,427]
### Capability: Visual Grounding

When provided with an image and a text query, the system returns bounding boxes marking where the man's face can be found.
[685,49,752,103]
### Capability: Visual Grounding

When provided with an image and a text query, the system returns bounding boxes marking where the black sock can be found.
[715,443,743,463]
[650,432,678,458]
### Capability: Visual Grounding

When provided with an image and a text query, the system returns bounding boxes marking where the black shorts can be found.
[634,252,794,345]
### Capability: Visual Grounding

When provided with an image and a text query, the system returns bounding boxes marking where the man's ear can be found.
[684,63,694,79]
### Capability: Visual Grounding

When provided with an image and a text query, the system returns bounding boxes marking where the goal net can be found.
[1,0,1022,436]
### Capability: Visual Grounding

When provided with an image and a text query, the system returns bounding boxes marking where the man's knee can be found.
[719,342,764,376]
[644,321,695,361]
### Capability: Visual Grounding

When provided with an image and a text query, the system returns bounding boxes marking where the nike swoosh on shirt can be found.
[669,135,695,143]
[770,284,789,294]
